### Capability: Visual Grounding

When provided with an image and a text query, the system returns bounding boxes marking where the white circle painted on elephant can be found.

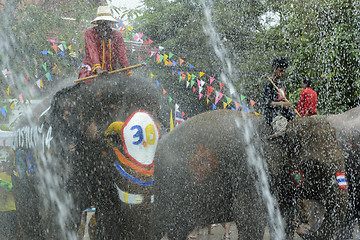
[121,111,160,167]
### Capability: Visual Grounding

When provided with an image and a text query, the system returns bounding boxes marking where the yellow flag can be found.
[223,102,227,109]
[164,54,168,62]
[11,103,14,110]
[6,87,10,96]
[207,99,209,104]
[40,80,44,88]
[170,109,174,131]
[151,73,154,79]
[127,26,133,31]
[199,72,205,78]
[187,73,191,82]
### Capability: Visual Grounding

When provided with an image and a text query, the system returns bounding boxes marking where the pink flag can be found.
[215,92,223,104]
[209,77,215,85]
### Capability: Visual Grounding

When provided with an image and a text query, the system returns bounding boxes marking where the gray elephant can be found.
[11,74,169,239]
[328,106,360,238]
[153,110,348,239]
[153,110,268,239]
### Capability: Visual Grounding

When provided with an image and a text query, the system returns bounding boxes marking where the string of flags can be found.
[117,20,261,124]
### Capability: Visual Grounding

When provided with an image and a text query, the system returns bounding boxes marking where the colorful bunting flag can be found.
[170,109,174,132]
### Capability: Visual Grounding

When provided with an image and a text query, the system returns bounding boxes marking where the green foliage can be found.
[279,0,360,113]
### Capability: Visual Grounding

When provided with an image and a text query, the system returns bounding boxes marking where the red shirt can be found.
[79,27,130,78]
[296,87,318,116]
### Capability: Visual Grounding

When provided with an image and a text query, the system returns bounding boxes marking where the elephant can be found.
[328,106,360,238]
[10,70,349,239]
[153,110,348,239]
[11,73,170,239]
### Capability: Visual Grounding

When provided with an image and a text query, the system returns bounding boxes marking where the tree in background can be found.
[277,0,360,113]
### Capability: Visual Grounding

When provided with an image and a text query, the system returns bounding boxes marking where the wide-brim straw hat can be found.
[91,6,118,24]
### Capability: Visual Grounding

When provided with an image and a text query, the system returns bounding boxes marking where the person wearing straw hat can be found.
[79,6,132,79]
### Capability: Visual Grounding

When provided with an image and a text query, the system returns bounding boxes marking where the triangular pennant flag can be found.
[118,19,124,29]
[170,110,174,132]
[187,73,191,82]
[241,95,246,102]
[11,102,14,110]
[40,80,43,88]
[215,92,223,105]
[1,108,6,117]
[58,44,64,51]
[181,111,185,118]
[207,99,209,104]
[172,61,177,66]
[159,55,164,63]
[191,74,196,81]
[197,79,201,88]
[220,83,224,90]
[255,112,261,115]
[226,96,232,105]
[223,102,228,109]
[6,86,10,96]
[19,93,23,103]
[199,92,203,100]
[235,102,240,110]
[179,58,184,66]
[36,80,41,88]
[133,34,139,41]
[191,79,195,87]
[186,81,190,88]
[52,44,58,53]
[164,60,169,66]
[250,100,256,107]
[53,63,57,70]
[163,89,166,95]
[138,55,142,62]
[199,72,205,78]
[192,86,196,93]
[164,54,168,62]
[46,72,52,81]
[127,26,134,31]
[169,53,174,59]
[231,107,236,110]
[179,75,183,83]
[189,64,194,68]
[156,80,160,86]
[169,96,172,103]
[47,51,53,55]
[168,61,173,66]
[209,77,215,84]
[68,45,72,50]
[151,73,154,79]
[43,63,47,72]
[212,104,216,110]
[138,32,144,40]
[61,41,67,49]
[245,107,250,113]
[41,50,47,55]
[206,85,214,98]
[156,54,160,63]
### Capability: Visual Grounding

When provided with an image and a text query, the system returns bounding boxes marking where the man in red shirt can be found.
[296,78,317,116]
[79,6,131,79]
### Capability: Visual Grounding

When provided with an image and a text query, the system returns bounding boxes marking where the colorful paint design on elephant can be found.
[290,170,304,186]
[188,144,219,183]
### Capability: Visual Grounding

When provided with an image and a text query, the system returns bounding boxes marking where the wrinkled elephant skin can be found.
[328,106,360,238]
[153,110,268,239]
[12,74,167,239]
[154,110,348,239]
